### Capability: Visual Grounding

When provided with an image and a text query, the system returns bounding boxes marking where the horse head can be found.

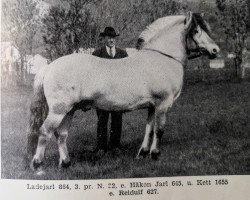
[136,12,220,60]
[184,12,220,59]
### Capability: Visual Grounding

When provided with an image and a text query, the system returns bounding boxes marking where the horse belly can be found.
[94,92,152,111]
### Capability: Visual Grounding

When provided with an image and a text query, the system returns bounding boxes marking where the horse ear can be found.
[184,11,193,31]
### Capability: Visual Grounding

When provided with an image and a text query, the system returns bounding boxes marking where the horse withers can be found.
[28,12,219,171]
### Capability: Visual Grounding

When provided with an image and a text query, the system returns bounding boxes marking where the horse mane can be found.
[136,15,184,50]
[190,13,211,35]
[136,13,211,50]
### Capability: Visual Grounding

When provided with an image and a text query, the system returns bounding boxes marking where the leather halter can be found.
[185,33,203,59]
[142,32,203,65]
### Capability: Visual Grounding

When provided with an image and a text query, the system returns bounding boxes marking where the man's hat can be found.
[99,27,120,37]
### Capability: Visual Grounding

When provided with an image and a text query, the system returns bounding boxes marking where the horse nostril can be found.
[212,48,217,54]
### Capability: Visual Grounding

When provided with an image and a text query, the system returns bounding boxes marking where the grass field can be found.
[1,81,250,179]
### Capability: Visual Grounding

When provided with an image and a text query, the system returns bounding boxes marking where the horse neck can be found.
[143,24,187,65]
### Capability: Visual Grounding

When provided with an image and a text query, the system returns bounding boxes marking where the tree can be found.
[2,0,40,83]
[247,0,250,32]
[42,0,185,60]
[42,0,98,61]
[216,0,249,79]
[42,6,71,61]
[93,0,184,47]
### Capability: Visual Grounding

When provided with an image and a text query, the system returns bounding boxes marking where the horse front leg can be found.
[150,96,173,160]
[137,107,155,158]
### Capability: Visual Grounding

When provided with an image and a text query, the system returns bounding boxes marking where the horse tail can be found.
[33,64,49,90]
[27,65,49,157]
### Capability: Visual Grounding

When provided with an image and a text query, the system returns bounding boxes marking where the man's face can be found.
[104,36,116,48]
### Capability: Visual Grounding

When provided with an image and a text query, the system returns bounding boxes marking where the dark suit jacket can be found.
[92,46,128,59]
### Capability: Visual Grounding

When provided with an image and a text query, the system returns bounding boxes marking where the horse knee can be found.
[57,131,68,144]
[43,113,65,133]
[38,134,50,145]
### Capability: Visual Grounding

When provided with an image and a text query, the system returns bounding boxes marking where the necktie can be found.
[109,47,114,58]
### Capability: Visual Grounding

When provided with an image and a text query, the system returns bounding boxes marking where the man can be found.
[92,26,128,153]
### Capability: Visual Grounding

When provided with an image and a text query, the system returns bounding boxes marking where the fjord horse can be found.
[28,12,219,170]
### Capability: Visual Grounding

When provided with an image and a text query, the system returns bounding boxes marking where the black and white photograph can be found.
[1,0,249,188]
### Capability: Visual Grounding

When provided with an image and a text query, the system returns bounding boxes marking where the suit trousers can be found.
[96,109,122,150]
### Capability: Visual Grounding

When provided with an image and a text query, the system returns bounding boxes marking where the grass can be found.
[1,81,250,179]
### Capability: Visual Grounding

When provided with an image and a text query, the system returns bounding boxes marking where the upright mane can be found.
[136,15,184,49]
[136,13,211,50]
[190,13,211,35]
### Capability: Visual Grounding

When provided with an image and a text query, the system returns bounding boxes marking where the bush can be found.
[184,57,250,85]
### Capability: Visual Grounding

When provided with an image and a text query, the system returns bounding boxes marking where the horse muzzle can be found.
[200,45,220,59]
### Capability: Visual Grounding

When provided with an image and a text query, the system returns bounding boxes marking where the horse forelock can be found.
[191,13,211,36]
[136,15,185,50]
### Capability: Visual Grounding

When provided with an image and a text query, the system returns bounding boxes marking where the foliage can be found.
[2,0,40,82]
[216,0,249,79]
[247,0,250,32]
[42,0,184,61]
[2,0,39,53]
[42,0,98,61]
[5,0,248,83]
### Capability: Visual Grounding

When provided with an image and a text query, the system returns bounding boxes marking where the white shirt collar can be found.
[106,46,116,57]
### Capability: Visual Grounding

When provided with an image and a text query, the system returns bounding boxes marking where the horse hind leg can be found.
[31,112,66,171]
[55,110,74,168]
[137,107,155,158]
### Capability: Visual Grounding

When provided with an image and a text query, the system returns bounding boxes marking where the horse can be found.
[27,12,220,170]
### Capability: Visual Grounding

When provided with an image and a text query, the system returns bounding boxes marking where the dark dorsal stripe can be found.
[136,38,145,50]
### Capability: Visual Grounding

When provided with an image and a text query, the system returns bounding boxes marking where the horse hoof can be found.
[31,159,43,171]
[137,148,150,158]
[60,159,71,168]
[150,150,161,160]
[36,170,46,176]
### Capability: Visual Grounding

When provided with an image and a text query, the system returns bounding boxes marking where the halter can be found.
[141,15,210,63]
[185,33,203,59]
[186,16,212,59]
[142,32,204,65]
